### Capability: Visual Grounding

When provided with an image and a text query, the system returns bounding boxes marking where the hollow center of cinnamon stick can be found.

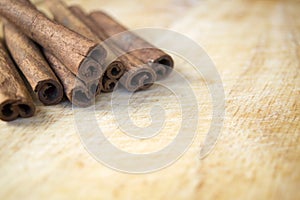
[157,58,172,68]
[111,67,120,76]
[109,82,116,90]
[156,58,172,76]
[82,64,98,79]
[153,56,173,79]
[2,104,13,117]
[131,72,153,88]
[42,83,59,102]
[18,104,32,116]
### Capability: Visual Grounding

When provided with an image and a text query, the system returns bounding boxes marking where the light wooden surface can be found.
[1,0,299,199]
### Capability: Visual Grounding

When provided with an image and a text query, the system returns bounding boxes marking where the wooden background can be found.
[0,0,299,199]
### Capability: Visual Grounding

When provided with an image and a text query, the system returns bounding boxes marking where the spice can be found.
[89,10,174,80]
[86,79,101,96]
[69,6,157,92]
[0,41,35,121]
[44,51,94,107]
[100,76,117,93]
[46,0,125,83]
[0,0,106,82]
[3,22,63,105]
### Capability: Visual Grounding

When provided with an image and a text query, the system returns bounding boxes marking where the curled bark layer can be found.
[100,76,117,93]
[0,0,106,82]
[3,22,63,105]
[86,80,101,96]
[89,10,174,80]
[46,0,124,84]
[69,6,156,92]
[44,51,94,107]
[0,41,35,121]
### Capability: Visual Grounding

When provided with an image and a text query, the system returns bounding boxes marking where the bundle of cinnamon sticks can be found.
[0,0,174,121]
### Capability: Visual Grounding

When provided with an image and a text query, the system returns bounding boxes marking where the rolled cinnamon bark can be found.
[69,6,157,92]
[0,41,35,121]
[101,76,117,93]
[86,80,101,96]
[44,51,93,107]
[116,55,156,92]
[0,0,106,82]
[46,0,124,82]
[3,22,63,105]
[68,6,127,81]
[89,10,174,80]
[105,61,124,80]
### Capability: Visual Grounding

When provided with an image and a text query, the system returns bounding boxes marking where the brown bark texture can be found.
[89,10,174,80]
[47,0,125,82]
[70,6,157,92]
[44,51,94,107]
[3,22,64,105]
[0,0,106,82]
[0,41,35,121]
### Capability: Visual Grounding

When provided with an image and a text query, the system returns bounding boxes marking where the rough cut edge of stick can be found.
[89,10,174,80]
[43,51,94,107]
[0,41,35,121]
[3,21,64,106]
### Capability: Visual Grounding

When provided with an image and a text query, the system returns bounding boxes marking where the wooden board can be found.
[0,0,299,199]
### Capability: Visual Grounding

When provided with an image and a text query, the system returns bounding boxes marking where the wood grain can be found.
[0,0,299,199]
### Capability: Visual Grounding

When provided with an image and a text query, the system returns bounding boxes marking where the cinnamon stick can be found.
[0,0,106,82]
[46,0,124,81]
[3,22,64,105]
[86,79,101,96]
[44,51,93,107]
[101,76,117,93]
[89,10,174,80]
[69,6,157,92]
[0,41,35,121]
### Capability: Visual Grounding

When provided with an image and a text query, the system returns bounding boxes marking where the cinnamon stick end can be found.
[87,80,101,96]
[101,76,117,93]
[153,55,174,80]
[106,61,125,80]
[87,44,107,65]
[36,80,64,105]
[71,87,93,107]
[0,100,35,122]
[78,57,103,82]
[120,67,157,92]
